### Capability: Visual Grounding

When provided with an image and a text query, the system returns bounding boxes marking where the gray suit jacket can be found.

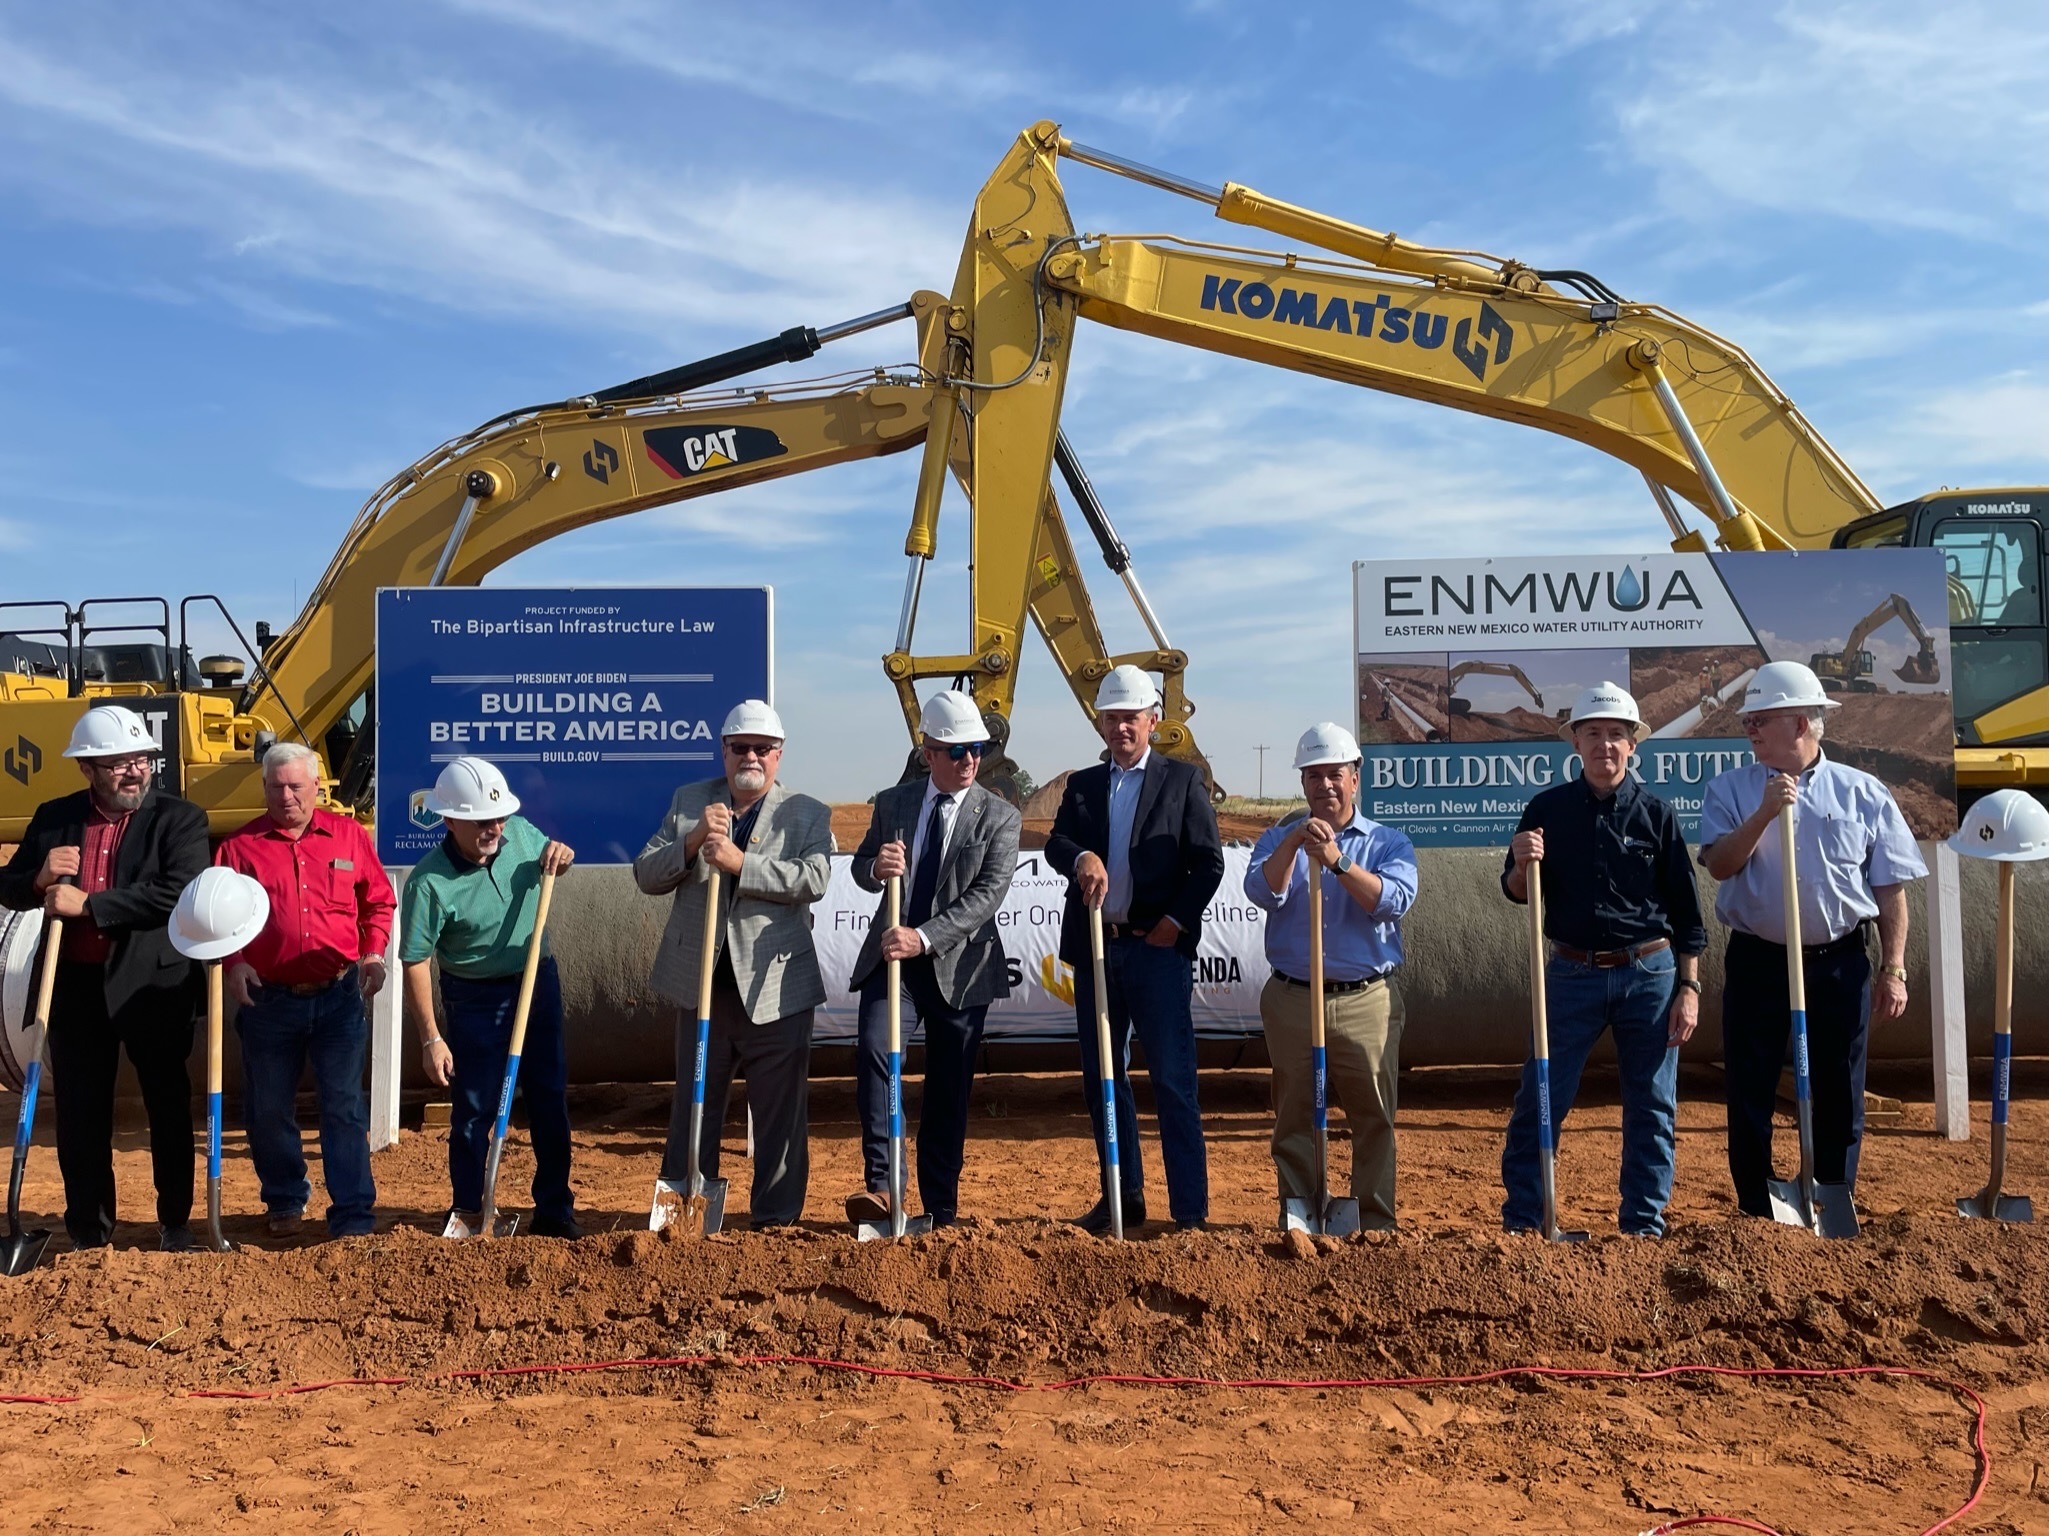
[848,779,1021,1009]
[634,778,834,1024]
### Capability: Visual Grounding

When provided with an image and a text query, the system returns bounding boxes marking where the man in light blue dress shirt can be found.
[1699,662,1926,1217]
[1245,723,1419,1228]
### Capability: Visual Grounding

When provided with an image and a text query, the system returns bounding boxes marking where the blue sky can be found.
[2,1,2043,800]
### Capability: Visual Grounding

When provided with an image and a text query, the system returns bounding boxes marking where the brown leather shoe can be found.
[844,1190,890,1223]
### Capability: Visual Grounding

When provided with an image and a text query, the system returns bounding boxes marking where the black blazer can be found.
[0,786,210,1014]
[1044,754,1225,965]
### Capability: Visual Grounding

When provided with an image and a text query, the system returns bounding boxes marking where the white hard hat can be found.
[919,690,987,745]
[1294,721,1361,768]
[1742,660,1838,714]
[1949,790,2049,863]
[423,757,521,820]
[1568,680,1643,735]
[720,699,785,740]
[63,704,153,759]
[168,867,271,961]
[1093,664,1160,712]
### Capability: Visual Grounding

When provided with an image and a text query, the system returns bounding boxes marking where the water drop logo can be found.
[1608,565,1649,612]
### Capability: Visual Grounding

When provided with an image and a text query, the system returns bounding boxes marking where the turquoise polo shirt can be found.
[399,814,552,980]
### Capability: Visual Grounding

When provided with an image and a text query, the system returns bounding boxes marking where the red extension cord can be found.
[0,1355,1991,1534]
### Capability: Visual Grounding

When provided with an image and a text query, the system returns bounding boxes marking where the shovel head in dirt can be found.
[1281,1194,1362,1238]
[1957,1187,2033,1223]
[1767,1176,1859,1240]
[649,1176,726,1236]
[443,1208,519,1240]
[0,1224,52,1278]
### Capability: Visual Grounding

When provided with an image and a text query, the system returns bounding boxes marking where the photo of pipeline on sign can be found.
[374,586,772,866]
[1354,550,1957,845]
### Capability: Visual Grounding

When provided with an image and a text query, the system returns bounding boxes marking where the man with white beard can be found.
[635,701,833,1228]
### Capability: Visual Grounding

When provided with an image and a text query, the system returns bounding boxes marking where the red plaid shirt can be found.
[213,810,395,984]
[60,802,131,963]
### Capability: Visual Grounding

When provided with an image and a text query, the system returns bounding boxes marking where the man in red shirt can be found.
[0,704,210,1250]
[213,741,394,1238]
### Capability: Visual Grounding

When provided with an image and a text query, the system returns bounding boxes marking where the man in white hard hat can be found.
[1699,660,1926,1218]
[1245,722,1419,1229]
[842,690,1022,1226]
[399,758,579,1237]
[213,741,396,1239]
[0,704,209,1250]
[1046,664,1225,1233]
[1500,682,1707,1237]
[635,699,832,1228]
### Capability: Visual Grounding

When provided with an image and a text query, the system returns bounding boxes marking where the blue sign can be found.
[375,587,771,865]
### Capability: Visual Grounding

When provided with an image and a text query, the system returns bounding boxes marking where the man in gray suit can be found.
[634,699,833,1228]
[844,691,1021,1227]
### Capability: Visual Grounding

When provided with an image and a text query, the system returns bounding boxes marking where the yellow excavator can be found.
[1445,659,1548,718]
[905,120,2044,791]
[1,290,1205,837]
[1810,592,1941,694]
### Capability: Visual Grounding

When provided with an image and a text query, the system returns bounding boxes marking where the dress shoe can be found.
[1073,1195,1145,1235]
[844,1189,891,1223]
[1175,1219,1208,1233]
[158,1225,196,1253]
[265,1208,304,1238]
[529,1213,584,1240]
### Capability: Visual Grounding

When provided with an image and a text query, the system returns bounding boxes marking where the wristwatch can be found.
[1881,964,1907,981]
[1675,979,1702,995]
[1333,851,1355,876]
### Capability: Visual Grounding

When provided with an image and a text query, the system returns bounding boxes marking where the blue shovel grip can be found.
[1311,1044,1328,1132]
[888,1049,905,1138]
[692,1015,711,1107]
[12,1060,41,1162]
[493,1055,520,1140]
[208,1089,223,1179]
[1790,1010,1811,1101]
[1100,1074,1120,1170]
[1992,1032,2012,1126]
[1536,1061,1555,1153]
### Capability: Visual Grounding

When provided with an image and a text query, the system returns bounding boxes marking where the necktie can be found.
[907,793,949,927]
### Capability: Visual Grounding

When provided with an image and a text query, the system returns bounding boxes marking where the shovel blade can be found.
[442,1209,519,1240]
[1541,1222,1590,1244]
[1956,1190,2034,1223]
[649,1177,725,1236]
[1322,1198,1362,1238]
[855,1212,935,1242]
[1766,1178,1815,1232]
[0,1228,53,1277]
[1812,1182,1859,1240]
[1280,1197,1317,1235]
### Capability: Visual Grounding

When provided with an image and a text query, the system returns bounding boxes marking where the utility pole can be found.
[1253,744,1269,800]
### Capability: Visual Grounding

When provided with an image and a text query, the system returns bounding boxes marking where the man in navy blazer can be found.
[1045,665,1225,1233]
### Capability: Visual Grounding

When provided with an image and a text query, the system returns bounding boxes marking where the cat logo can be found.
[1039,954,1075,1007]
[643,424,788,480]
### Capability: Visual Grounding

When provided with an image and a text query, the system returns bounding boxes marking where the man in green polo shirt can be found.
[399,757,578,1237]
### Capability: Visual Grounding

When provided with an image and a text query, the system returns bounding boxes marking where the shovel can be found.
[1088,903,1124,1241]
[1282,864,1361,1236]
[1958,860,2032,1222]
[445,868,556,1240]
[202,959,235,1252]
[650,868,728,1235]
[857,875,934,1241]
[1522,860,1586,1243]
[1,912,60,1277]
[1766,806,1859,1240]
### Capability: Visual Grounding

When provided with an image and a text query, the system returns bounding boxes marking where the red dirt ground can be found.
[1,1066,2042,1533]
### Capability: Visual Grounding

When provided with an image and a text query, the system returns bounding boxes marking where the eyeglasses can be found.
[86,753,152,773]
[724,739,780,758]
[931,741,986,761]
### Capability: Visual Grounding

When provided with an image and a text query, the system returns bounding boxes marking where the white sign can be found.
[811,849,1274,1043]
[1356,553,1756,651]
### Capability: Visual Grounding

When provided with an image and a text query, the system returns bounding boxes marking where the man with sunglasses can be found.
[1,704,210,1251]
[636,699,833,1228]
[844,691,1021,1227]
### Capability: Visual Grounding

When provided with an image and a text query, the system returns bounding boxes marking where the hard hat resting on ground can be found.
[1294,722,1362,769]
[920,690,987,745]
[1568,681,1643,735]
[720,699,785,740]
[63,704,153,759]
[168,868,271,962]
[1949,790,2049,863]
[424,757,521,820]
[1093,664,1160,712]
[1741,660,1838,714]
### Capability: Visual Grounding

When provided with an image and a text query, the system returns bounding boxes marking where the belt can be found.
[1551,937,1670,968]
[1735,926,1868,959]
[277,967,355,997]
[1273,970,1388,995]
[1102,921,1158,941]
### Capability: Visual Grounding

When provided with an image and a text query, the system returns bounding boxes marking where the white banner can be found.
[812,848,1273,1043]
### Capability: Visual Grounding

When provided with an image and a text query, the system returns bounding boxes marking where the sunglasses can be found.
[933,741,986,761]
[724,740,780,758]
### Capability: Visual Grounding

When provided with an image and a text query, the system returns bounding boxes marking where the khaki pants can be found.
[1259,974,1402,1229]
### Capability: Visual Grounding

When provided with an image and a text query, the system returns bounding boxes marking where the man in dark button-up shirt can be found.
[1498,682,1705,1237]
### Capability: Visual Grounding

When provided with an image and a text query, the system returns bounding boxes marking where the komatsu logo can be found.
[1199,274,1512,383]
[643,424,789,480]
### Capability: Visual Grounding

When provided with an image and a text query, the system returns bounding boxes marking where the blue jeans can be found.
[1501,946,1678,1236]
[1073,937,1208,1224]
[440,957,573,1224]
[236,968,376,1236]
